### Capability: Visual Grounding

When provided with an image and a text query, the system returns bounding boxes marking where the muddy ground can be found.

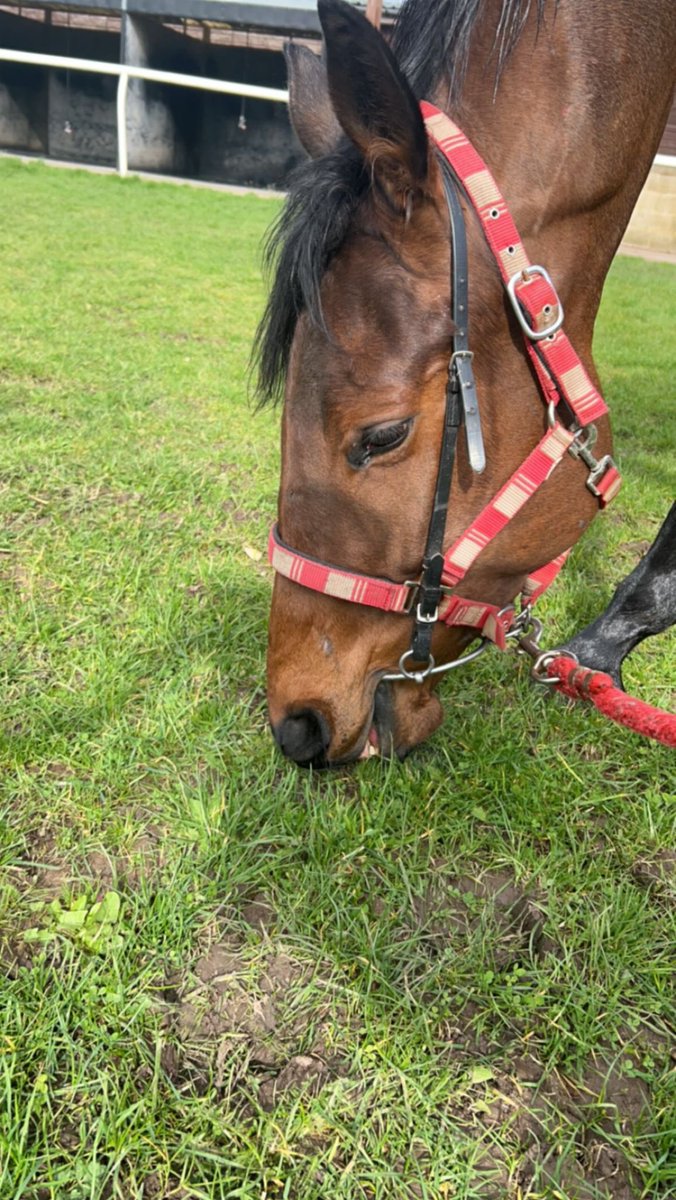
[7,839,673,1200]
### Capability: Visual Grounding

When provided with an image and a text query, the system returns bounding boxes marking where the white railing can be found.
[0,47,289,177]
[3,47,674,178]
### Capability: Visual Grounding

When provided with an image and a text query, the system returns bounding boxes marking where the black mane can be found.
[253,0,550,405]
[391,0,550,102]
[254,143,368,407]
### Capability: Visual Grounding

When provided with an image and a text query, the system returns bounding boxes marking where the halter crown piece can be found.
[268,103,622,683]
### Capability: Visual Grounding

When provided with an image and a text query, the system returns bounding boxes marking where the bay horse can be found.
[255,0,675,766]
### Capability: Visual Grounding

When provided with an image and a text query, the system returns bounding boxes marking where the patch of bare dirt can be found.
[630,849,676,894]
[1,562,55,601]
[618,539,651,558]
[13,825,167,905]
[159,923,654,1196]
[240,893,277,933]
[401,869,656,1197]
[83,825,168,891]
[141,1173,189,1200]
[5,848,667,1199]
[12,823,72,901]
[258,1054,329,1111]
[161,940,351,1111]
[459,1052,650,1199]
[409,868,556,966]
[158,886,653,1197]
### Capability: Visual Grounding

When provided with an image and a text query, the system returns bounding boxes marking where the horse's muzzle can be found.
[272,707,332,768]
[271,679,402,768]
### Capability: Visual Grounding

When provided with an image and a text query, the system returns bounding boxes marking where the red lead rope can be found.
[547,657,676,748]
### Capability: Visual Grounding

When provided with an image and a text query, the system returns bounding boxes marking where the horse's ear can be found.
[318,0,428,202]
[284,42,342,159]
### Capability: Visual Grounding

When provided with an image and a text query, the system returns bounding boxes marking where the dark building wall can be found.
[0,8,304,185]
[124,16,187,174]
[0,56,48,152]
[48,70,118,164]
[0,11,120,160]
[0,11,51,152]
[123,18,302,184]
[199,47,300,186]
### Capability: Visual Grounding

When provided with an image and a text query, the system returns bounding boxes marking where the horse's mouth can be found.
[353,678,397,763]
[358,724,381,759]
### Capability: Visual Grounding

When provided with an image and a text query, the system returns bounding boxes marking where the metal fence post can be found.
[116,68,128,177]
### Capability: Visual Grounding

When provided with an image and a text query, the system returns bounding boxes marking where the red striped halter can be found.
[268,103,621,683]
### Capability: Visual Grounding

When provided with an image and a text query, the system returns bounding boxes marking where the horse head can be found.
[256,0,674,766]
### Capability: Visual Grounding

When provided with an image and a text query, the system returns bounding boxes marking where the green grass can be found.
[0,158,674,1200]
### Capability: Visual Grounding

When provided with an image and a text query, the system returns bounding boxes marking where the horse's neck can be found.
[435,0,676,331]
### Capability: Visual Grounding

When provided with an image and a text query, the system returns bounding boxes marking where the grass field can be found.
[0,158,674,1200]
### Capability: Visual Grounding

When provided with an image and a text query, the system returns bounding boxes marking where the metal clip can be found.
[504,604,545,660]
[503,603,532,637]
[567,427,617,499]
[506,265,565,342]
[568,423,598,466]
[585,454,618,499]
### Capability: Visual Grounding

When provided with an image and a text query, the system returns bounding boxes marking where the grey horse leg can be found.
[563,501,676,687]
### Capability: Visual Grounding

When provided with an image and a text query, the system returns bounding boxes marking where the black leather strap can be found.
[409,158,476,666]
[443,159,484,474]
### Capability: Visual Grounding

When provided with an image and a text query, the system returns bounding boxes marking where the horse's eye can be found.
[348,419,413,468]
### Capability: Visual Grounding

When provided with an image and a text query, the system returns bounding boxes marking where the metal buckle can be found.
[506,265,565,342]
[585,454,618,498]
[403,580,455,615]
[415,602,439,625]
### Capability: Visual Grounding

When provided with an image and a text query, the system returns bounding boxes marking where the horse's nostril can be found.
[274,708,330,767]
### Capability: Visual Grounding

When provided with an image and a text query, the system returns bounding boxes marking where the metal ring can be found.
[506,614,544,646]
[394,649,436,684]
[381,639,490,684]
[531,648,578,685]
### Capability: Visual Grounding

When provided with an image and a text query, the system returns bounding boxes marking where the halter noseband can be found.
[268,103,622,683]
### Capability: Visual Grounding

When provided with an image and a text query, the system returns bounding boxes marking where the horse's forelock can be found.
[252,145,368,408]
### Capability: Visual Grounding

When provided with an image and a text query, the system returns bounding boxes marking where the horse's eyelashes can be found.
[348,419,413,468]
[367,421,411,448]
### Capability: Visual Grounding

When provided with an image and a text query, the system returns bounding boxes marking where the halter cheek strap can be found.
[267,104,622,677]
[408,154,475,669]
